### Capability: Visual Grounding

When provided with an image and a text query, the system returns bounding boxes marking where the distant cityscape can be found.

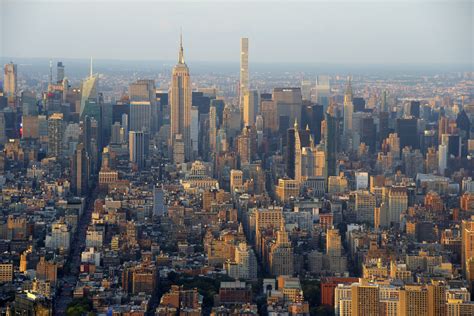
[0,11,473,316]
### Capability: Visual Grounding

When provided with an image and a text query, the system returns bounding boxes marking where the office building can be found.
[170,34,192,162]
[243,90,258,127]
[397,118,419,149]
[462,217,474,285]
[269,221,294,276]
[129,131,148,170]
[325,105,339,177]
[80,58,99,117]
[47,113,64,158]
[3,62,17,97]
[351,282,380,316]
[354,190,376,225]
[129,101,151,132]
[316,75,330,109]
[343,77,354,136]
[273,88,302,134]
[71,143,90,196]
[240,37,249,110]
[56,62,65,83]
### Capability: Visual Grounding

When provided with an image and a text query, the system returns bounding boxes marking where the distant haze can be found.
[1,0,472,65]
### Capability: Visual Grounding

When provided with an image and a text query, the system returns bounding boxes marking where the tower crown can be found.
[178,32,185,64]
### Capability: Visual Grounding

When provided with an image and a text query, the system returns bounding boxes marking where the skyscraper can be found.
[47,113,64,158]
[170,34,192,162]
[325,105,339,177]
[243,90,258,127]
[240,38,249,111]
[316,75,330,110]
[461,217,474,285]
[129,79,158,132]
[56,62,65,83]
[129,131,148,170]
[209,105,218,153]
[80,58,99,117]
[343,77,354,137]
[273,88,303,134]
[129,101,151,132]
[397,117,419,150]
[71,143,90,196]
[3,62,17,97]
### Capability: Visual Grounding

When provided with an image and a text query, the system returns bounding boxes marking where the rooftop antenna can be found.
[178,28,185,64]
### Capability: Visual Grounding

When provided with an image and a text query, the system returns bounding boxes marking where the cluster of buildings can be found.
[0,34,472,316]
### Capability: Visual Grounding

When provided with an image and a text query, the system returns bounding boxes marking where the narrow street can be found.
[55,187,98,315]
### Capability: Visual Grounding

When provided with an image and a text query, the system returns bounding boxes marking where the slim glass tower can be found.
[240,38,249,112]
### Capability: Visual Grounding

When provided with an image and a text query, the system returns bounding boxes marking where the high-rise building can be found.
[301,104,324,144]
[255,207,283,256]
[3,62,17,97]
[273,88,303,134]
[261,99,278,133]
[129,101,151,132]
[238,126,253,165]
[427,281,446,316]
[381,186,408,226]
[397,117,419,150]
[240,37,249,111]
[71,142,90,196]
[316,75,330,110]
[47,113,64,158]
[170,34,192,162]
[325,105,339,177]
[230,169,243,192]
[301,80,313,101]
[351,282,380,316]
[438,144,448,175]
[243,90,258,127]
[56,62,65,83]
[462,217,474,285]
[354,190,376,225]
[406,100,421,118]
[191,106,199,157]
[326,227,342,257]
[269,220,294,276]
[343,78,354,136]
[129,131,148,170]
[129,79,158,132]
[80,58,99,117]
[153,185,165,217]
[209,104,218,152]
[399,285,428,316]
[234,242,258,279]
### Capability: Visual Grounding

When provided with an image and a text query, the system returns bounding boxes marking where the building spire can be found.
[178,30,185,64]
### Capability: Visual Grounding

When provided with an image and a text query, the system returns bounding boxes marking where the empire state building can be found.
[169,34,192,163]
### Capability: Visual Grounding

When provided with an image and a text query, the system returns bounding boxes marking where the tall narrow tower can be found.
[343,77,353,135]
[325,104,339,177]
[170,33,192,163]
[240,38,249,113]
[3,62,17,97]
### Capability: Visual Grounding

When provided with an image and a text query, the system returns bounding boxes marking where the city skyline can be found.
[1,0,472,64]
[0,1,473,315]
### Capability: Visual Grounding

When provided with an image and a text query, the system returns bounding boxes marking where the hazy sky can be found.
[1,0,472,64]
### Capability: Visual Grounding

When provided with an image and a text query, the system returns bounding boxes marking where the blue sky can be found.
[1,0,472,64]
